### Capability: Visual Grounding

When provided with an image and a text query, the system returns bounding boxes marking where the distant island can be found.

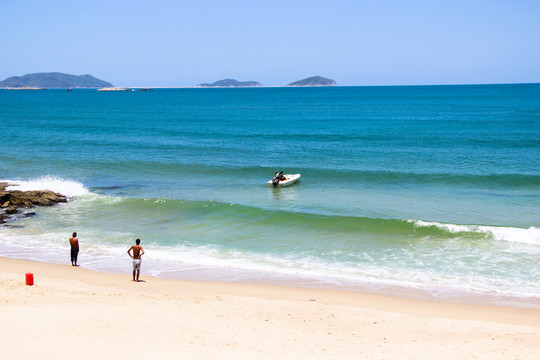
[288,76,337,87]
[0,72,113,88]
[197,79,262,88]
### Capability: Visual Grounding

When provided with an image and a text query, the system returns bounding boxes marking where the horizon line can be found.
[3,82,537,90]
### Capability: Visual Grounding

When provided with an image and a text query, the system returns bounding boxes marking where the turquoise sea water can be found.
[1,85,539,307]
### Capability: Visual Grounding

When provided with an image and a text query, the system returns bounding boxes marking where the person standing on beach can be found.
[127,239,145,282]
[69,232,79,266]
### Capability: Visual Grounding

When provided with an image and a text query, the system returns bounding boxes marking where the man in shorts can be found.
[127,238,145,282]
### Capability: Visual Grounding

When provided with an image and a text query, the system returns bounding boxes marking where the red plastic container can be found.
[25,273,34,286]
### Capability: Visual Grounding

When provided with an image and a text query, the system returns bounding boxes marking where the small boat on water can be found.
[267,174,301,187]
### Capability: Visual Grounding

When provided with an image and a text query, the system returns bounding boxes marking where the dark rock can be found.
[0,186,67,224]
[0,190,67,208]
[6,207,19,215]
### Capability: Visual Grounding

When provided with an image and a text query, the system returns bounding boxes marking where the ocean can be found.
[1,84,539,308]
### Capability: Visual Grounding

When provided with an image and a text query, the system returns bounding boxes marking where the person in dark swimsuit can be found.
[69,232,79,266]
[272,171,280,186]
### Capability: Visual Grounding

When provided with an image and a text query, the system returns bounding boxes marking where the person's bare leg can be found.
[136,270,140,282]
[133,270,136,281]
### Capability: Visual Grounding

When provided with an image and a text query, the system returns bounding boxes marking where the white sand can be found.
[1,257,539,359]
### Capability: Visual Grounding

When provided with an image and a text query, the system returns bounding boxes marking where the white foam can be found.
[410,220,540,245]
[481,226,540,245]
[413,220,477,233]
[1,227,539,308]
[2,176,90,198]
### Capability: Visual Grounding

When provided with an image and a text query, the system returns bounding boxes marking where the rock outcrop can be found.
[0,182,67,224]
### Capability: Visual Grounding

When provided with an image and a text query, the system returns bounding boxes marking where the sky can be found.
[1,0,539,87]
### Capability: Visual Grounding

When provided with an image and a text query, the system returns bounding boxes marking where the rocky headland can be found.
[0,72,113,89]
[0,182,67,224]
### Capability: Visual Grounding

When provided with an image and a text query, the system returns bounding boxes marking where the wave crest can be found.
[2,176,90,198]
[410,220,540,245]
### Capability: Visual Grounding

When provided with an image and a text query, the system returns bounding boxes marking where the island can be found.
[287,76,337,87]
[197,79,262,88]
[0,72,113,89]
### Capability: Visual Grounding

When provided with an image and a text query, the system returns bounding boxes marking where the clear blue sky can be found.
[1,0,539,87]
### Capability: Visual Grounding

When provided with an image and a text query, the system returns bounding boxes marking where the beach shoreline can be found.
[1,256,539,359]
[2,241,538,311]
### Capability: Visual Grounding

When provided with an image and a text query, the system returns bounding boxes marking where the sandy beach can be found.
[1,257,538,359]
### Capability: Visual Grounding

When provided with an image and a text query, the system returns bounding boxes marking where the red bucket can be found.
[25,273,34,286]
